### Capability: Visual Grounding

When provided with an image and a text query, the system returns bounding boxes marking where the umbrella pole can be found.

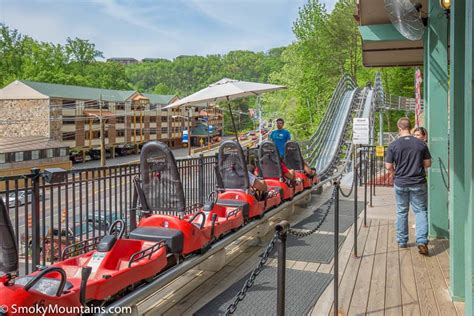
[227,101,240,144]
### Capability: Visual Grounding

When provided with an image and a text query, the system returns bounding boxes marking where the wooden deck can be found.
[311,218,463,315]
[143,186,463,315]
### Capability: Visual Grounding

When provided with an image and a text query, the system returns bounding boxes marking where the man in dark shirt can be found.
[385,117,432,255]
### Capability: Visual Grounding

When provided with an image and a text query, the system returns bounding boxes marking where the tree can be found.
[65,37,103,65]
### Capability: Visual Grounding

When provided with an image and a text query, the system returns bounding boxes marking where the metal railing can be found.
[1,154,221,275]
[359,145,393,187]
[373,72,422,112]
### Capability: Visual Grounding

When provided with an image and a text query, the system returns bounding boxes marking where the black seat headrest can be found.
[97,235,117,252]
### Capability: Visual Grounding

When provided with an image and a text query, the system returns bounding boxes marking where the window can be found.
[161,127,168,133]
[149,116,156,123]
[23,151,31,161]
[60,148,67,156]
[31,150,39,160]
[116,116,125,124]
[62,100,76,109]
[150,128,157,135]
[116,130,125,137]
[46,149,53,158]
[62,132,76,141]
[116,102,125,111]
[15,152,24,162]
[0,153,5,164]
[161,116,168,122]
[62,117,76,125]
[102,101,109,110]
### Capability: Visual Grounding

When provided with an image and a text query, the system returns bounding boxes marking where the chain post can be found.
[276,221,289,316]
[369,148,373,207]
[353,147,358,258]
[364,147,368,227]
[198,154,205,205]
[130,185,138,231]
[333,179,340,316]
[373,152,376,196]
[31,168,41,271]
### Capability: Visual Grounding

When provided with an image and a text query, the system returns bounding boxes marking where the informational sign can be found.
[353,118,370,145]
[376,146,385,157]
[208,125,214,133]
[182,130,188,143]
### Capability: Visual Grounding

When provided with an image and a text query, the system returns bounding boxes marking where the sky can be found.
[0,0,337,60]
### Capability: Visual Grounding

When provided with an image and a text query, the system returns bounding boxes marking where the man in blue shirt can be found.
[270,118,291,158]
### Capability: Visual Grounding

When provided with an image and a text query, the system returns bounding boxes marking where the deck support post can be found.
[426,0,449,239]
[449,0,469,302]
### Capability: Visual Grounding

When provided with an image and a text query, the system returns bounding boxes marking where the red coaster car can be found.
[129,141,244,256]
[284,141,319,188]
[214,141,281,221]
[258,141,304,199]
[0,200,168,315]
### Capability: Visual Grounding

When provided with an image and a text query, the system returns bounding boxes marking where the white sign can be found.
[353,118,370,145]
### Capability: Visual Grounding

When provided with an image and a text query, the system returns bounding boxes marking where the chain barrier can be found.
[287,186,337,238]
[225,231,280,315]
[339,153,364,198]
[339,168,355,198]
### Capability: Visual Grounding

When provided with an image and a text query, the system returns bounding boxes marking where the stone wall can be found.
[0,99,49,137]
[49,98,63,141]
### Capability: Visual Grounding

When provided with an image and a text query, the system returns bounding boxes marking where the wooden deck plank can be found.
[304,262,320,272]
[435,238,451,285]
[425,239,457,315]
[454,301,465,316]
[409,229,439,316]
[311,214,364,315]
[366,219,388,316]
[330,218,371,315]
[399,244,421,315]
[384,221,403,316]
[347,219,379,315]
[292,260,309,271]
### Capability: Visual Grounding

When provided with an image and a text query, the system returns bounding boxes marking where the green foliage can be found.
[124,50,284,96]
[0,24,130,90]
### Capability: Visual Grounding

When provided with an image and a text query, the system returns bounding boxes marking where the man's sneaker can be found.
[399,243,408,249]
[418,244,429,255]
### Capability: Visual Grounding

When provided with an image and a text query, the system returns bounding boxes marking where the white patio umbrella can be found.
[164,78,286,142]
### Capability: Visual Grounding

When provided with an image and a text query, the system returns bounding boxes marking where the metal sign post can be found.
[352,118,369,258]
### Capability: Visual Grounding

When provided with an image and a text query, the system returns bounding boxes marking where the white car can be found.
[3,190,44,208]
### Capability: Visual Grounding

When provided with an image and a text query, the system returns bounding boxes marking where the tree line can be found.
[0,0,417,139]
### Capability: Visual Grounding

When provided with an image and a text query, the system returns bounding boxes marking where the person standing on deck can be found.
[385,117,432,255]
[269,118,291,158]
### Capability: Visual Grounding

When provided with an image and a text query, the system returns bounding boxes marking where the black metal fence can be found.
[359,146,392,188]
[1,154,221,275]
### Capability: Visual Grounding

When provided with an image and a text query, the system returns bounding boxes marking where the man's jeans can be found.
[394,183,428,245]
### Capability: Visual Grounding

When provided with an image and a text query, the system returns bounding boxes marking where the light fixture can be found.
[440,0,451,11]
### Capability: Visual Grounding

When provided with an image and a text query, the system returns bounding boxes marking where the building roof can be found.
[0,136,68,154]
[19,80,136,102]
[0,80,177,105]
[142,93,176,105]
[106,57,138,62]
